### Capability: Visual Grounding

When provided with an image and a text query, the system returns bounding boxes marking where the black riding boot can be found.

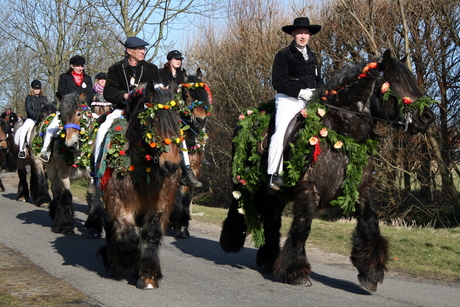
[181,159,203,188]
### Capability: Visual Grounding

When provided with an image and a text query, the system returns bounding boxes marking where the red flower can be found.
[115,126,122,131]
[145,155,152,161]
[402,97,412,104]
[119,150,125,155]
[72,164,77,168]
[129,165,135,171]
[358,73,367,79]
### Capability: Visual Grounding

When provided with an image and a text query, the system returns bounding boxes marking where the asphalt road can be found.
[0,174,459,307]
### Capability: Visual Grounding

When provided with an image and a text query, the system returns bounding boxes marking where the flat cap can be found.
[69,55,86,65]
[125,37,149,49]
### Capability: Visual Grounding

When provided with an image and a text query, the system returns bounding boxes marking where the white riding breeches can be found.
[94,108,124,170]
[15,118,35,151]
[40,113,61,153]
[267,93,306,175]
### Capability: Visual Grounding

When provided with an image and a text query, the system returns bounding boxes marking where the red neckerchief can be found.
[71,71,84,86]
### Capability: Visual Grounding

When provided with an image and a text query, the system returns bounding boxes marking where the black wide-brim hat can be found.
[282,17,321,35]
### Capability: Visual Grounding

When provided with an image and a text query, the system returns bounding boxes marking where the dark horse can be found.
[219,50,435,291]
[169,68,212,238]
[0,119,15,191]
[43,92,96,234]
[12,103,56,205]
[98,82,182,289]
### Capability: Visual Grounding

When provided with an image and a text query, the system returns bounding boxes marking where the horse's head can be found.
[0,119,10,150]
[57,92,86,149]
[177,68,212,131]
[375,50,435,134]
[39,102,57,122]
[127,82,182,176]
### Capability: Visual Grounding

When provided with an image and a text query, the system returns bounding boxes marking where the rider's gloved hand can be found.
[298,88,315,102]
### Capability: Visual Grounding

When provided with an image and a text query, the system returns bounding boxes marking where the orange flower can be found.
[381,82,390,93]
[358,73,367,79]
[368,62,378,69]
[164,138,171,145]
[129,165,135,171]
[150,142,157,148]
[164,105,170,110]
[402,97,412,104]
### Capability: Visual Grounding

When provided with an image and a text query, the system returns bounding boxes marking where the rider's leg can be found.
[94,109,124,171]
[181,140,202,188]
[267,94,306,190]
[39,114,60,162]
[17,119,35,158]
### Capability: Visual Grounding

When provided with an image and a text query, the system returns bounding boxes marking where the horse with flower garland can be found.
[97,82,184,289]
[220,50,435,291]
[13,102,56,205]
[168,69,213,238]
[32,92,99,235]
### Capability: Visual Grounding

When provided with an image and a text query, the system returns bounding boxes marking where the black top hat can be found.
[31,80,41,89]
[167,50,184,61]
[95,72,107,80]
[125,37,149,49]
[69,55,86,65]
[282,17,321,35]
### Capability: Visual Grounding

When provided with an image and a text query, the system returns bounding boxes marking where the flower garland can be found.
[101,102,185,182]
[177,82,213,116]
[32,112,97,169]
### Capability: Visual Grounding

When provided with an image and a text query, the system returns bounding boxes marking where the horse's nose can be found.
[161,161,180,176]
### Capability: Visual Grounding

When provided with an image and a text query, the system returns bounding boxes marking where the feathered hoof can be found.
[86,228,102,239]
[137,278,159,289]
[358,274,377,292]
[288,277,312,287]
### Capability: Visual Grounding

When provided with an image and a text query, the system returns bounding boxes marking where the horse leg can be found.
[273,188,318,286]
[16,160,30,202]
[170,186,192,238]
[29,159,51,207]
[350,181,389,292]
[219,189,247,253]
[48,169,75,234]
[254,189,285,272]
[136,213,163,289]
[99,216,139,277]
[85,179,104,238]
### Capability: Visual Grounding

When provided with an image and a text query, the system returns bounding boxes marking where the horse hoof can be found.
[358,274,377,292]
[87,228,102,239]
[289,277,312,287]
[137,278,158,289]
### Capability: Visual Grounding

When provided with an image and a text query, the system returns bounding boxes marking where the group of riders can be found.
[9,36,204,188]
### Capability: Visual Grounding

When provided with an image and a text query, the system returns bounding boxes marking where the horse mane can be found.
[59,92,84,123]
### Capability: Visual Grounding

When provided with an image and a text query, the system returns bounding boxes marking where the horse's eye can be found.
[77,112,82,117]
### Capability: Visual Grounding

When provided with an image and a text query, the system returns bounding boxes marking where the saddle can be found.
[257,112,305,156]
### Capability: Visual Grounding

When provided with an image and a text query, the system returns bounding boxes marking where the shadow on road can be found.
[171,235,370,294]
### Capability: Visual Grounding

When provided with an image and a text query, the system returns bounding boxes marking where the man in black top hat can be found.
[267,17,324,191]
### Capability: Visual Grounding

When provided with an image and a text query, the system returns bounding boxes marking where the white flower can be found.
[237,207,246,215]
[232,190,242,200]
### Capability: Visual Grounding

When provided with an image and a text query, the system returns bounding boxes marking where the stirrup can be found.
[39,152,50,162]
[268,174,283,191]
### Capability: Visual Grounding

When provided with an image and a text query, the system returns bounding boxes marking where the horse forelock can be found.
[381,57,423,102]
[59,92,83,124]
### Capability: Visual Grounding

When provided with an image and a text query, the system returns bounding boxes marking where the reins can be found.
[318,75,410,129]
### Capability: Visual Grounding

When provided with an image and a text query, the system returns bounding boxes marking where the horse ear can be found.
[145,81,156,99]
[79,92,87,102]
[55,92,62,103]
[382,50,392,64]
[196,68,203,80]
